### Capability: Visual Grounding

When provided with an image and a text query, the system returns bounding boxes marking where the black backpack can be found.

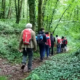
[62,39,66,44]
[37,34,44,44]
[50,36,55,43]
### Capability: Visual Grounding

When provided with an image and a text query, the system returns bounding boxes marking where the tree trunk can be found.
[42,0,47,27]
[15,0,23,24]
[28,0,35,30]
[38,0,42,32]
[48,0,59,29]
[53,4,72,33]
[77,6,78,20]
[1,0,6,19]
[7,0,11,19]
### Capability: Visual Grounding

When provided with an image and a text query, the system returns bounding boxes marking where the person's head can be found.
[56,35,58,37]
[62,36,64,39]
[50,33,53,35]
[26,23,32,29]
[40,27,45,32]
[45,32,49,34]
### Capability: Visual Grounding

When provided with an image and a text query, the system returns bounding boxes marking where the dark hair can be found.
[62,36,64,39]
[40,27,44,31]
[56,35,58,37]
[45,32,49,34]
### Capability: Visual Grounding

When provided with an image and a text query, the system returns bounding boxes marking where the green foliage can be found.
[0,34,22,63]
[0,21,39,63]
[25,73,40,80]
[0,76,8,80]
[0,21,14,33]
[26,50,80,80]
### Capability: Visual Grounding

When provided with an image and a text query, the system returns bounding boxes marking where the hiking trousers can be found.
[39,46,45,60]
[57,44,61,53]
[22,48,33,70]
[45,45,49,57]
[50,44,54,55]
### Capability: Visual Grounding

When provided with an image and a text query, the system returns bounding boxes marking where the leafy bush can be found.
[26,51,80,80]
[0,76,8,80]
[0,34,22,63]
[0,21,14,33]
[0,20,26,34]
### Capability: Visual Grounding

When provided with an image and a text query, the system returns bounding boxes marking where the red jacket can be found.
[45,34,51,47]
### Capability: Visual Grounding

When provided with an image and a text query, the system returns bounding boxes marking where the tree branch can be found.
[53,0,74,33]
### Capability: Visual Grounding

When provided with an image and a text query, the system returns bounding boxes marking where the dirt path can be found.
[0,57,49,80]
[0,48,69,80]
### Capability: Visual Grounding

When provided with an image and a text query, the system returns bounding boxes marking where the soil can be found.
[0,49,68,80]
[0,57,50,80]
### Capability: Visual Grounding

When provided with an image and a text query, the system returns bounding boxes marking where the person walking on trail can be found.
[63,37,68,51]
[45,32,51,58]
[61,36,64,52]
[19,23,37,72]
[37,28,46,62]
[50,33,55,55]
[56,35,62,53]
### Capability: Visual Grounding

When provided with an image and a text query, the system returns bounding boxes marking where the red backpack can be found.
[57,38,62,44]
[45,35,50,45]
[22,29,32,45]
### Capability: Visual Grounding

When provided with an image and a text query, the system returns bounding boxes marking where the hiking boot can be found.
[28,69,32,72]
[21,64,25,70]
[27,68,32,72]
[40,59,43,62]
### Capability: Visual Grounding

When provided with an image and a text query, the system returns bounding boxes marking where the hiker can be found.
[50,33,55,55]
[61,36,64,52]
[19,23,37,72]
[37,28,46,61]
[63,37,68,51]
[45,32,51,58]
[56,35,62,53]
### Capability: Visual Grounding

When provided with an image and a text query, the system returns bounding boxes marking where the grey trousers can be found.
[22,48,33,70]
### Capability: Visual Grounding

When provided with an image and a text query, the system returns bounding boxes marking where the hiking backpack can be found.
[22,29,31,45]
[62,39,67,44]
[37,34,43,44]
[57,38,62,44]
[50,36,55,43]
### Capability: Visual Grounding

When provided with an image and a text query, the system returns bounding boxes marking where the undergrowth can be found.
[0,34,22,63]
[0,76,8,80]
[25,49,80,80]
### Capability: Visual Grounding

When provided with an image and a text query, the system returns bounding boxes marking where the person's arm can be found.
[43,34,47,42]
[19,31,23,50]
[48,38,51,47]
[54,37,55,42]
[32,31,37,50]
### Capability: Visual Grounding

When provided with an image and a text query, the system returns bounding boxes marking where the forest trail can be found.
[0,57,51,80]
[0,48,69,80]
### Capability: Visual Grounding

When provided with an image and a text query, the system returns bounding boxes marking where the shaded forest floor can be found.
[0,47,70,80]
[0,56,52,80]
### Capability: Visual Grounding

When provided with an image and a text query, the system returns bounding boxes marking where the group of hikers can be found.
[19,23,68,72]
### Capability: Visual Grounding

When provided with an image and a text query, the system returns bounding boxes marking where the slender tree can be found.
[77,6,78,20]
[7,0,11,19]
[15,0,23,23]
[38,0,42,32]
[53,0,74,33]
[0,0,6,19]
[42,0,47,27]
[48,0,59,29]
[28,0,35,30]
